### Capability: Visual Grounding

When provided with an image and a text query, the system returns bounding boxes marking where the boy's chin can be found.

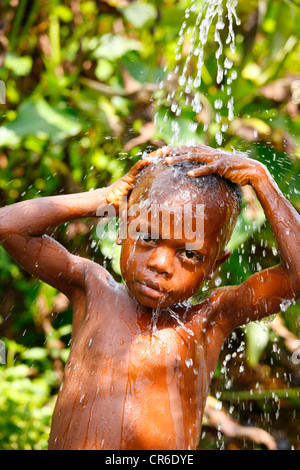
[129,287,183,309]
[136,296,174,309]
[124,278,193,309]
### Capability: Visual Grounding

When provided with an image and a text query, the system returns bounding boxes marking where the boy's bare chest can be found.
[69,280,206,382]
[50,279,216,449]
[70,273,218,378]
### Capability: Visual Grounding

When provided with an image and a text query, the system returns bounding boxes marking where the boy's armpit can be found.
[212,265,296,334]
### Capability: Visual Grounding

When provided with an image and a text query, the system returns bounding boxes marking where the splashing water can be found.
[150,307,161,335]
[155,0,241,147]
[167,308,194,337]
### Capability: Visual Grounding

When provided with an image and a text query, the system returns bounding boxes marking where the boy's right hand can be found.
[106,157,152,211]
[105,146,174,211]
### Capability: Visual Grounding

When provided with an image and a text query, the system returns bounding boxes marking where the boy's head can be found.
[120,149,242,308]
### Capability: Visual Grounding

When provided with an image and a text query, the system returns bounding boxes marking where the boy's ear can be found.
[207,249,231,280]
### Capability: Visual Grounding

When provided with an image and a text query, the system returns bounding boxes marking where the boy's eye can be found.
[180,250,202,262]
[136,233,155,245]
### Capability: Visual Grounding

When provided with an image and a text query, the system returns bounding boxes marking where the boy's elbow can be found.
[277,263,300,304]
[292,263,300,300]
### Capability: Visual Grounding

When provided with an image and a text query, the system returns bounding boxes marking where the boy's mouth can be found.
[135,280,167,300]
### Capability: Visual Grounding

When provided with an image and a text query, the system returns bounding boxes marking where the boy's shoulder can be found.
[84,257,117,285]
[192,286,230,311]
[70,256,119,301]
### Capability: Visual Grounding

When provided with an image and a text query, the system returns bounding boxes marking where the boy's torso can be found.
[48,265,224,450]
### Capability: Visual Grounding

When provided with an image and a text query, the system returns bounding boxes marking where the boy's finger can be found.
[187,165,216,177]
[129,157,152,176]
[165,153,217,165]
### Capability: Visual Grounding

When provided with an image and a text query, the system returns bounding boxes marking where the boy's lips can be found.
[135,280,168,300]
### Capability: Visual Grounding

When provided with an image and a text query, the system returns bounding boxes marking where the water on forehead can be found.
[139,168,208,206]
[143,176,225,212]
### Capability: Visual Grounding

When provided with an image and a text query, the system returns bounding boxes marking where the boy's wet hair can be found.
[132,151,241,208]
[129,148,243,250]
[167,159,242,211]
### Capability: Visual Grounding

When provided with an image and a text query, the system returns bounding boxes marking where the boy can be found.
[0,144,299,450]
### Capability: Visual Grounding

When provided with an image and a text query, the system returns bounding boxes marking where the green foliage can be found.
[0,0,299,449]
[0,341,56,450]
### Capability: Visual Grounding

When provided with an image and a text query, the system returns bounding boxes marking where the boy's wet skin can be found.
[49,185,230,450]
[0,145,299,450]
[49,276,218,450]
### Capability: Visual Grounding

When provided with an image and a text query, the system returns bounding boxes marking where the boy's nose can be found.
[147,247,173,279]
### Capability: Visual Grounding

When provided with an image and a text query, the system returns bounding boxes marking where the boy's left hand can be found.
[165,146,266,187]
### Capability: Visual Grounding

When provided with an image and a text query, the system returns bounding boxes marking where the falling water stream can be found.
[152,0,241,338]
[155,0,241,147]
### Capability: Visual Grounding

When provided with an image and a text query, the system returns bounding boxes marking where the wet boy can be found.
[0,145,299,450]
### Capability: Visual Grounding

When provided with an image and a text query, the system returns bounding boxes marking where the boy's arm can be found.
[0,157,152,300]
[0,189,109,299]
[166,148,300,332]
[216,167,300,332]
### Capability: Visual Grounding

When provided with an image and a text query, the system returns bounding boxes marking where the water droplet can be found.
[216,131,223,146]
[224,57,233,69]
[80,394,85,403]
[185,358,193,368]
[214,99,223,109]
[280,299,292,312]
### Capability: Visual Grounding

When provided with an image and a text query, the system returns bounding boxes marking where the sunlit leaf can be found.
[4,53,33,77]
[245,322,270,368]
[121,2,157,28]
[93,34,142,60]
[1,99,81,143]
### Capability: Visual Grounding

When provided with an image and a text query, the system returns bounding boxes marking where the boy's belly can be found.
[119,386,203,450]
[49,373,204,451]
[48,312,208,450]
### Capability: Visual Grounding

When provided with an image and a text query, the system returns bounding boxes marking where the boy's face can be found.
[120,191,230,309]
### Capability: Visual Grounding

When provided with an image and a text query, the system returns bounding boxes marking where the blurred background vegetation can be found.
[0,0,299,450]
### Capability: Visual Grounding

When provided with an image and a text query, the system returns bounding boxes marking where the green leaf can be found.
[53,5,73,23]
[0,99,82,144]
[93,34,142,61]
[4,53,33,77]
[121,2,157,29]
[245,322,270,368]
[154,108,205,146]
[57,325,72,338]
[22,348,48,361]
